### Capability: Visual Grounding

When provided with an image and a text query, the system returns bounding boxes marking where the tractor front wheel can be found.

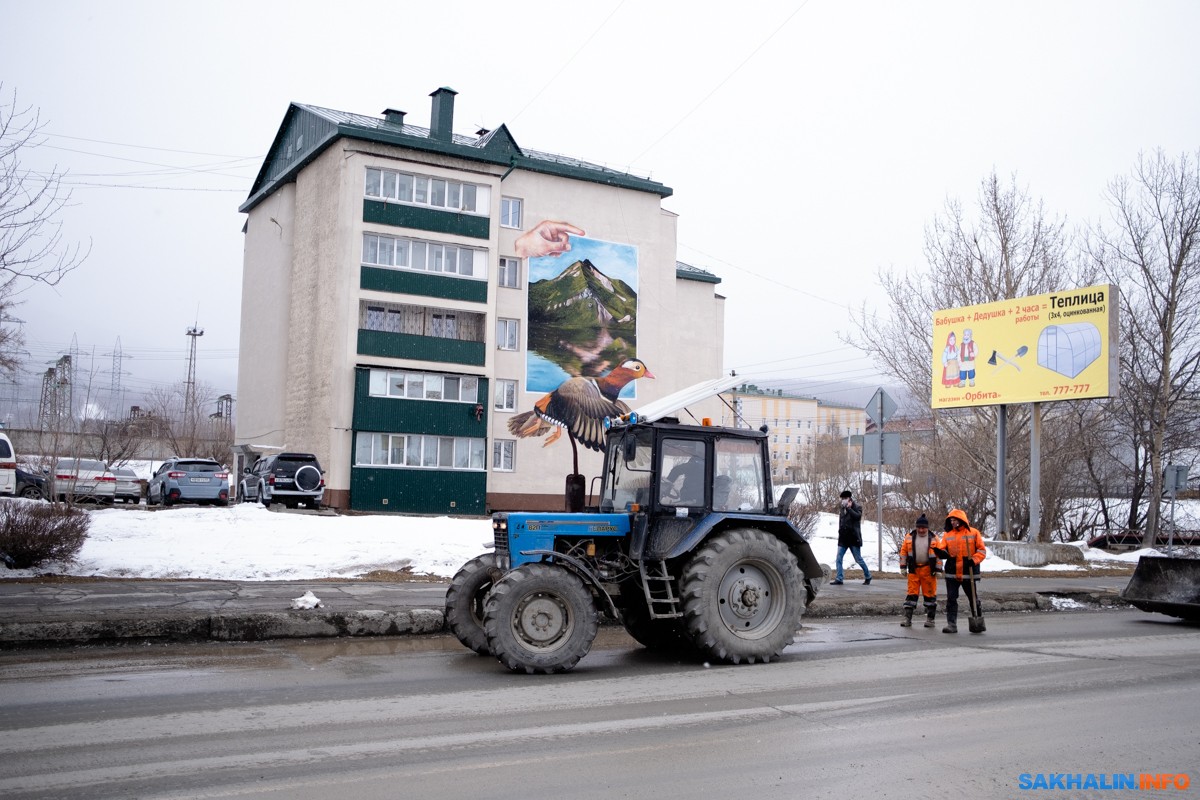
[484,563,599,674]
[679,528,804,664]
[445,553,503,655]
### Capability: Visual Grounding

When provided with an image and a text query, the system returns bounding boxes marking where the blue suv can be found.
[147,458,230,507]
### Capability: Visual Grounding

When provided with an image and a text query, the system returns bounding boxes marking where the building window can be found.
[494,379,517,411]
[365,167,489,216]
[498,256,520,288]
[355,432,485,470]
[500,197,522,229]
[497,318,519,350]
[493,439,515,471]
[368,369,479,403]
[360,301,485,341]
[362,233,487,280]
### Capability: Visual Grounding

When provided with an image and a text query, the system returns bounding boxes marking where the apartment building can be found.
[235,88,726,513]
[721,384,866,483]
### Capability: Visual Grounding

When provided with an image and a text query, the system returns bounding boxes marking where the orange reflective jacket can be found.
[935,508,986,579]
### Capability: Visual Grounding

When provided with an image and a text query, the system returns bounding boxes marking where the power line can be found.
[43,131,262,159]
[631,1,812,165]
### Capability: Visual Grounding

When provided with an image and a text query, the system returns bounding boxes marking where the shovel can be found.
[965,565,986,633]
[987,349,1021,372]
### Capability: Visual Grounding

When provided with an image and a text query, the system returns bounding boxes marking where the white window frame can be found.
[500,197,522,229]
[355,431,485,470]
[494,379,517,412]
[368,369,479,403]
[362,233,487,281]
[497,256,520,289]
[364,167,489,216]
[493,439,515,471]
[496,318,520,351]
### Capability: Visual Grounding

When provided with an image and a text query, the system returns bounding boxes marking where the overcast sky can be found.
[2,0,1197,423]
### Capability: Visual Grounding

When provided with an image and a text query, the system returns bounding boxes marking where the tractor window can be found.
[600,428,653,512]
[660,438,706,507]
[715,437,766,512]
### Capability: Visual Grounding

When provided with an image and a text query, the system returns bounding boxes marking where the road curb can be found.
[0,590,1134,646]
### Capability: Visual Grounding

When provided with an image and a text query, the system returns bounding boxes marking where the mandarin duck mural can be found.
[507,359,655,452]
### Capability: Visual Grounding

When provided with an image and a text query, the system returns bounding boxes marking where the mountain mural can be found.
[528,259,637,329]
[527,258,639,379]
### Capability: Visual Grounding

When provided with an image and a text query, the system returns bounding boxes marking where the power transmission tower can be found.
[108,337,124,417]
[68,335,81,423]
[184,325,204,429]
[37,355,71,430]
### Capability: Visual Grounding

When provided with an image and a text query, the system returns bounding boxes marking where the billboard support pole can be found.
[1030,403,1041,541]
[996,405,1008,538]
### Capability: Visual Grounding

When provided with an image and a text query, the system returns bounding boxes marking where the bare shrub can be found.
[0,500,90,569]
[787,499,821,541]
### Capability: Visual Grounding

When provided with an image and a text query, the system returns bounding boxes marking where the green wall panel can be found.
[360,266,487,303]
[357,329,485,366]
[352,368,490,437]
[363,199,490,239]
[350,466,486,514]
[350,368,490,514]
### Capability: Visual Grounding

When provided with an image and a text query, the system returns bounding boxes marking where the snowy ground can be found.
[1,500,1150,582]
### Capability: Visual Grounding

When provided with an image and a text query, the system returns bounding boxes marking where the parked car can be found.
[240,453,324,509]
[14,466,47,500]
[0,431,15,496]
[147,458,230,507]
[51,458,116,503]
[110,467,143,504]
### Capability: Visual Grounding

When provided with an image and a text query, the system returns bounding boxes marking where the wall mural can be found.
[506,222,653,452]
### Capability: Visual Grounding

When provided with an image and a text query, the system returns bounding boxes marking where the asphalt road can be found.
[2,607,1197,799]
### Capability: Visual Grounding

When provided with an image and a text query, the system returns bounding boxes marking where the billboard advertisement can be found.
[931,284,1119,409]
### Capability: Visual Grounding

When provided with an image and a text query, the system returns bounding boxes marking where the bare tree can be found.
[848,170,1084,538]
[145,381,234,465]
[0,84,90,376]
[1088,149,1200,545]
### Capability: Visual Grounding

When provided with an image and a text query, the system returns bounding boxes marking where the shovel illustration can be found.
[988,345,1028,372]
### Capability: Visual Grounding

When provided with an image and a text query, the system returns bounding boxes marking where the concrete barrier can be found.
[988,540,1085,567]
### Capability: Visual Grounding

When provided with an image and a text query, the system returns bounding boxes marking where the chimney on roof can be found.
[382,108,406,126]
[430,87,457,141]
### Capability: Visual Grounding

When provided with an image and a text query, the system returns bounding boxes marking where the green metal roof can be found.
[240,102,673,213]
[675,261,721,284]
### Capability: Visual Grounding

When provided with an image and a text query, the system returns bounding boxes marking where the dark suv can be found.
[241,453,324,509]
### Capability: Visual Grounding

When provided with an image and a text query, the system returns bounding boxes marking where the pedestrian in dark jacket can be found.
[831,490,871,585]
[899,514,940,627]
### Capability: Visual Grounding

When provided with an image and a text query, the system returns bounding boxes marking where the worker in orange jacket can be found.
[932,508,987,634]
[899,514,940,628]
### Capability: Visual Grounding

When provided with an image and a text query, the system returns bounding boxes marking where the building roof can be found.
[675,261,721,284]
[240,97,673,213]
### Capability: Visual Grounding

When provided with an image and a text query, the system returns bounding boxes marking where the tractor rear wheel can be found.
[484,563,599,674]
[679,528,804,664]
[445,553,503,655]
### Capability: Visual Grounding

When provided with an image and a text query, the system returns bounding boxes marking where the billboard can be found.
[931,284,1119,409]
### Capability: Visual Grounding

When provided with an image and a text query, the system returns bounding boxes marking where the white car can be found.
[52,458,116,504]
[111,466,142,504]
[0,432,15,496]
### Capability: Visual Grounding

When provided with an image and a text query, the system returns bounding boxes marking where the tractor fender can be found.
[664,513,825,583]
[517,549,621,620]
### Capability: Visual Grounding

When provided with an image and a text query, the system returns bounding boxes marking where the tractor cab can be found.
[598,418,774,518]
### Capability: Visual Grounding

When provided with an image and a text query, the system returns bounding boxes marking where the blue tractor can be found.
[445,380,825,673]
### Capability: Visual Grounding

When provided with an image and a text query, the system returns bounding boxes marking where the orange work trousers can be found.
[905,565,937,600]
